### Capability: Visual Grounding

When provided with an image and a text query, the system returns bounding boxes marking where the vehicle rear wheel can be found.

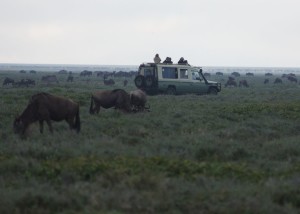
[208,87,218,95]
[166,86,176,95]
[134,75,145,88]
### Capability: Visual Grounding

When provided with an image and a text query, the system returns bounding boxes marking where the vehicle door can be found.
[176,68,192,94]
[143,66,157,87]
[189,69,207,94]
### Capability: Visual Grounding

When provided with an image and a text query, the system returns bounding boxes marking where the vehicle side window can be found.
[180,69,188,79]
[162,67,178,79]
[145,68,153,76]
[192,71,201,80]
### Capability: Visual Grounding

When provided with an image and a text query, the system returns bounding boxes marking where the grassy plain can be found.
[0,71,300,213]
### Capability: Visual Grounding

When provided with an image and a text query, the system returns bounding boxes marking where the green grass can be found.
[1,71,300,213]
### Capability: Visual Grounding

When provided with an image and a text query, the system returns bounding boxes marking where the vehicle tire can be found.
[134,75,145,88]
[166,86,176,95]
[145,76,154,87]
[208,87,218,95]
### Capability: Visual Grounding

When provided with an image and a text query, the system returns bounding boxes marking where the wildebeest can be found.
[2,77,15,86]
[287,75,298,83]
[13,92,80,136]
[123,79,128,87]
[265,72,273,76]
[89,89,131,114]
[130,89,149,112]
[239,80,249,87]
[274,78,283,84]
[41,75,59,84]
[15,79,35,87]
[58,70,68,74]
[231,72,240,77]
[80,70,92,76]
[282,73,296,78]
[104,78,115,86]
[67,75,74,82]
[225,77,237,87]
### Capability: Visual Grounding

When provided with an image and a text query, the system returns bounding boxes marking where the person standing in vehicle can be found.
[154,54,161,63]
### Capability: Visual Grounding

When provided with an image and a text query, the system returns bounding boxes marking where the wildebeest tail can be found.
[89,96,94,114]
[74,106,81,133]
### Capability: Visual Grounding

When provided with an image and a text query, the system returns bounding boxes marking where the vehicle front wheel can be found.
[208,87,218,95]
[166,86,176,95]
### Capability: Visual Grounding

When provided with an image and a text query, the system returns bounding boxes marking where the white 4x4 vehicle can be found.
[134,62,221,95]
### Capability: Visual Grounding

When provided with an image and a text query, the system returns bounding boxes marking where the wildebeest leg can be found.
[95,104,100,114]
[39,120,44,133]
[46,120,53,133]
[66,118,75,130]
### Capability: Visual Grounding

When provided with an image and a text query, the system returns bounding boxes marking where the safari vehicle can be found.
[134,62,221,95]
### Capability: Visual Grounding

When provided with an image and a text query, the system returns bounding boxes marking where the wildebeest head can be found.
[130,89,150,112]
[13,116,25,134]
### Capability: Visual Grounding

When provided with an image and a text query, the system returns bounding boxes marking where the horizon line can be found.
[1,62,300,69]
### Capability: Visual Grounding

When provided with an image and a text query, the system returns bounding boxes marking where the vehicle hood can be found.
[207,80,219,84]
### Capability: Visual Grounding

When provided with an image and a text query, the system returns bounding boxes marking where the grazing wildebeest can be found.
[104,78,115,86]
[287,75,298,83]
[239,80,249,87]
[67,75,74,82]
[264,79,269,84]
[274,78,283,84]
[246,72,254,76]
[265,72,273,76]
[231,72,240,77]
[13,92,80,136]
[225,77,237,87]
[58,70,68,74]
[89,89,131,114]
[130,89,150,112]
[123,79,128,87]
[15,79,35,87]
[2,77,15,86]
[41,75,59,84]
[80,70,92,76]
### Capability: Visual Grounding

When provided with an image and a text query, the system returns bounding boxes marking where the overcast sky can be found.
[0,0,299,67]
